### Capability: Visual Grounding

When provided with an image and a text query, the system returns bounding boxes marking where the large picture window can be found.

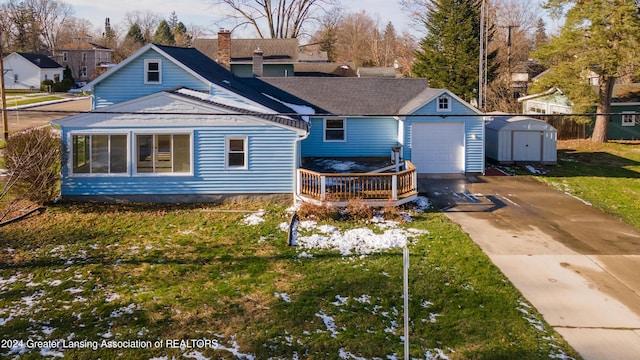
[71,134,128,175]
[135,134,191,174]
[145,59,161,84]
[226,136,247,169]
[324,118,346,142]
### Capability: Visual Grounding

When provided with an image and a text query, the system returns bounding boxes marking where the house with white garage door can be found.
[54,44,485,205]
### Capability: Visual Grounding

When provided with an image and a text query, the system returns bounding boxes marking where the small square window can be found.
[324,118,346,142]
[437,95,451,112]
[622,113,636,127]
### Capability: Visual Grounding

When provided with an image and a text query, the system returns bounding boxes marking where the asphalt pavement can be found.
[420,174,640,360]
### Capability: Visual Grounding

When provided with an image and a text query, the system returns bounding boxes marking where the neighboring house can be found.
[518,87,573,115]
[2,52,64,90]
[52,35,115,82]
[55,43,485,203]
[194,31,298,77]
[356,67,399,78]
[293,62,357,77]
[520,85,640,140]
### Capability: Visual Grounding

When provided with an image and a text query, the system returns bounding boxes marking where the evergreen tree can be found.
[412,0,497,103]
[103,17,117,49]
[533,0,640,142]
[168,11,179,31]
[153,20,175,45]
[173,22,192,47]
[125,23,146,45]
[534,18,548,49]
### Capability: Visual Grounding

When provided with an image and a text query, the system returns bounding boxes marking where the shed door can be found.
[512,131,543,162]
[412,122,465,173]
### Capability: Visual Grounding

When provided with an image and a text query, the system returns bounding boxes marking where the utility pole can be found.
[501,24,519,99]
[0,32,8,140]
[478,0,485,110]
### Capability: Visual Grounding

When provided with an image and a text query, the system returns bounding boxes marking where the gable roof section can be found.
[14,52,63,69]
[193,38,299,63]
[84,43,300,118]
[250,77,436,115]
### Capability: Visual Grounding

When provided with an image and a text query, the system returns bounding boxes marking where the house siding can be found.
[404,97,485,173]
[93,49,209,108]
[59,126,299,197]
[301,117,399,158]
[607,104,640,140]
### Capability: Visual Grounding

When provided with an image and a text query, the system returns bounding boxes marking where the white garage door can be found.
[512,131,543,162]
[412,122,465,173]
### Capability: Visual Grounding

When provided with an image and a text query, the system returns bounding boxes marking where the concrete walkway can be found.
[421,175,640,360]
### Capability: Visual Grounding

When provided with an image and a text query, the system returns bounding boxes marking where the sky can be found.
[65,0,561,40]
[65,0,414,38]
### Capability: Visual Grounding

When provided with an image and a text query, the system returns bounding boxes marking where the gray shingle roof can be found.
[251,77,438,115]
[193,38,299,63]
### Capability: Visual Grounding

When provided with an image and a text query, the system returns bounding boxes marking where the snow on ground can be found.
[242,210,266,225]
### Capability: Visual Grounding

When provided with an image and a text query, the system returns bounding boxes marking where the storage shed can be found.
[486,115,557,164]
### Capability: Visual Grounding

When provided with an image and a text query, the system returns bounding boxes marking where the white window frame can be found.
[622,112,636,127]
[81,66,87,78]
[437,95,452,112]
[225,136,248,170]
[144,59,162,84]
[68,132,130,177]
[62,52,68,62]
[323,118,347,142]
[133,131,193,176]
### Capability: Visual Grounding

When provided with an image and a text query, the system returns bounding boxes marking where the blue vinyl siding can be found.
[60,126,299,196]
[301,117,399,157]
[404,96,485,173]
[93,49,209,108]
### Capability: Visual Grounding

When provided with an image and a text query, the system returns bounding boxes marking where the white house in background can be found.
[2,52,65,90]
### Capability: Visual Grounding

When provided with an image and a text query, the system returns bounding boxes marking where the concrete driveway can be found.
[420,175,640,360]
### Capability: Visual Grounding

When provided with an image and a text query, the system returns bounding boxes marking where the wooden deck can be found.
[296,161,418,206]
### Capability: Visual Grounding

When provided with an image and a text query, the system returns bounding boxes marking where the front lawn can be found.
[0,200,578,359]
[537,140,640,229]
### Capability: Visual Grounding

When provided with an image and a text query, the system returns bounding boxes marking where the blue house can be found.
[53,44,485,204]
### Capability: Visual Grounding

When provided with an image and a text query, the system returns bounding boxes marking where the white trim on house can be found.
[323,118,347,142]
[144,59,162,84]
[225,136,249,170]
[622,111,637,127]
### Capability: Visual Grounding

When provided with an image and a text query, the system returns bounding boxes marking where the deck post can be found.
[392,175,398,200]
[320,175,326,201]
[296,169,301,198]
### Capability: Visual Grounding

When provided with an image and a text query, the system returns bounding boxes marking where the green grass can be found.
[0,201,578,359]
[6,95,64,107]
[535,139,640,229]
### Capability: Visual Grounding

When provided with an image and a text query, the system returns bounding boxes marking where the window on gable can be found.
[62,52,68,62]
[13,74,18,83]
[71,134,128,175]
[437,95,451,112]
[622,113,636,127]
[324,118,346,142]
[135,133,191,174]
[145,59,162,84]
[226,137,248,169]
[81,66,87,78]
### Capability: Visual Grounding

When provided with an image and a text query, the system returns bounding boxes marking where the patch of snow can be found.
[242,210,265,225]
[339,348,367,360]
[183,351,210,360]
[65,287,83,294]
[525,165,541,174]
[105,293,120,302]
[40,348,64,358]
[355,295,370,304]
[425,348,450,359]
[413,196,431,212]
[316,310,340,338]
[297,252,314,258]
[297,227,427,256]
[262,93,315,122]
[274,292,291,303]
[178,88,276,115]
[316,159,366,172]
[331,295,348,307]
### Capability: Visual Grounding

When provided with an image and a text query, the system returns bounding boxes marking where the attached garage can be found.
[486,115,557,164]
[411,122,465,173]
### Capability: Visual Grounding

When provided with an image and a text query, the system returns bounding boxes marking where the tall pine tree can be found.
[412,0,497,103]
[153,20,175,45]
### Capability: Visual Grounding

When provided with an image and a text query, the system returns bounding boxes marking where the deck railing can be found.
[296,161,418,206]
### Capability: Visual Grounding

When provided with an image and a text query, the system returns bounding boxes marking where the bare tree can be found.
[123,10,161,44]
[211,0,338,38]
[1,0,73,52]
[334,10,379,67]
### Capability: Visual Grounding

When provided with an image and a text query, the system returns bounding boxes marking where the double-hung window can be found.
[71,134,128,175]
[135,133,191,174]
[226,136,248,169]
[324,118,346,142]
[145,59,162,84]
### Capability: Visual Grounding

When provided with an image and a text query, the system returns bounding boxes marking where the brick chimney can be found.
[252,46,263,77]
[217,29,231,70]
